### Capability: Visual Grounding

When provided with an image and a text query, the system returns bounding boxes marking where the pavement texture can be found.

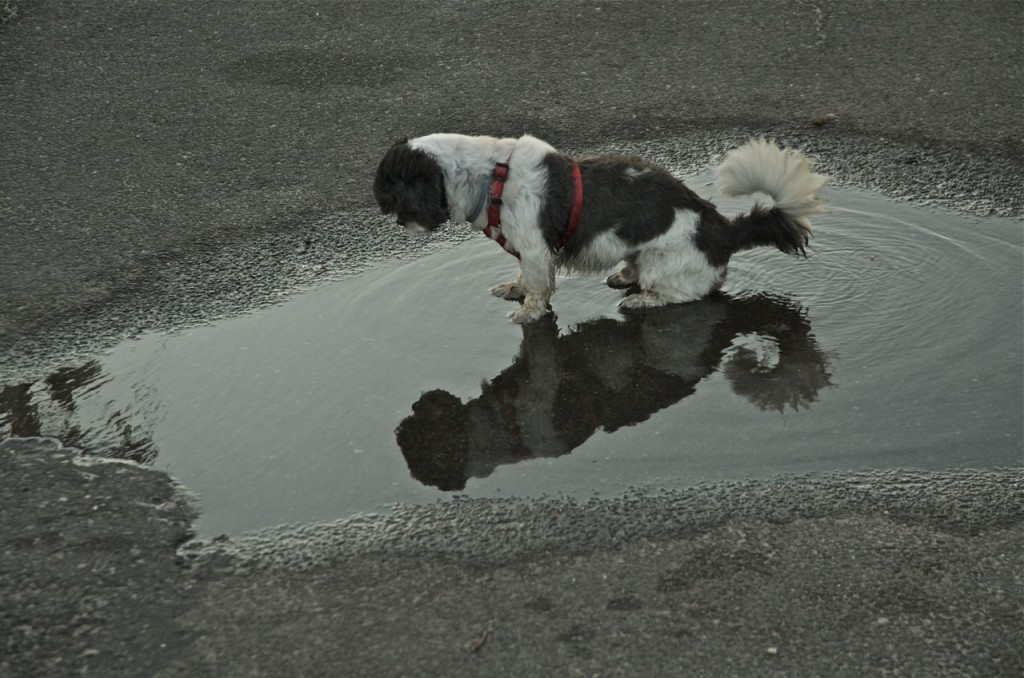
[1,1,1023,676]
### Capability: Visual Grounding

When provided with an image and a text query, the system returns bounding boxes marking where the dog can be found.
[395,293,833,491]
[374,133,828,323]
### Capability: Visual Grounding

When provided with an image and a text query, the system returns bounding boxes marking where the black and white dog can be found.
[374,134,828,323]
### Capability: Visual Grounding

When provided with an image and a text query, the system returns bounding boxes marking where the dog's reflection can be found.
[396,293,833,491]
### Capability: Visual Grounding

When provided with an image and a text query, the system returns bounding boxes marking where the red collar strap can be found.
[483,160,518,258]
[560,160,584,250]
[483,158,583,258]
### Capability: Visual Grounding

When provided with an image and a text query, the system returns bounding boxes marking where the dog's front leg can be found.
[508,251,556,324]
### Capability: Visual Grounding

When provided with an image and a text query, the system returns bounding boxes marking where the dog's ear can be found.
[373,141,414,212]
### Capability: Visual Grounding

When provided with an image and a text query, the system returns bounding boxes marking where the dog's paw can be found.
[490,281,526,301]
[509,302,551,324]
[605,271,637,290]
[620,291,702,310]
[619,291,671,310]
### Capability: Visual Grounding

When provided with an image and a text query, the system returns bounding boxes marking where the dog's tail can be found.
[714,138,829,256]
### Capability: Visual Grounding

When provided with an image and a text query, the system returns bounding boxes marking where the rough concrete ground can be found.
[1,1,1023,676]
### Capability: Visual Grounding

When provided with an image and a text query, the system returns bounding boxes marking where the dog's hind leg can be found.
[619,246,723,310]
[509,251,556,324]
[605,254,639,290]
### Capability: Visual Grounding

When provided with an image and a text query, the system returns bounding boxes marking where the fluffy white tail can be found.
[715,138,829,230]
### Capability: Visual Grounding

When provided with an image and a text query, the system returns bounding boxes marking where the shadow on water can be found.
[398,293,832,491]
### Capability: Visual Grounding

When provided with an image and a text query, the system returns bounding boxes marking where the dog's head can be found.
[373,140,449,233]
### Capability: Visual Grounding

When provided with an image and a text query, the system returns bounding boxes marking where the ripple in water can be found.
[1,183,1021,535]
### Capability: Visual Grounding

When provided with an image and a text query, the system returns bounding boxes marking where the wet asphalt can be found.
[1,1,1023,676]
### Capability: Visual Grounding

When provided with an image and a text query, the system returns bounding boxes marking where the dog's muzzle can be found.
[402,221,430,234]
[396,211,445,234]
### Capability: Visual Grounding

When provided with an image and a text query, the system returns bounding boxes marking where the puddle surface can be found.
[2,183,1021,535]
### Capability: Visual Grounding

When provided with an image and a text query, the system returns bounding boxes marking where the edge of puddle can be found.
[7,436,1021,572]
[184,466,1024,572]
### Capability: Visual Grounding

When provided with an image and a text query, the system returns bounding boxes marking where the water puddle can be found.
[2,182,1021,535]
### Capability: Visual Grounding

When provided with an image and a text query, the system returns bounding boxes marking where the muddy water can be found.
[2,184,1021,535]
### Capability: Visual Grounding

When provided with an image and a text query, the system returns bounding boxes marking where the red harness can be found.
[483,159,583,258]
